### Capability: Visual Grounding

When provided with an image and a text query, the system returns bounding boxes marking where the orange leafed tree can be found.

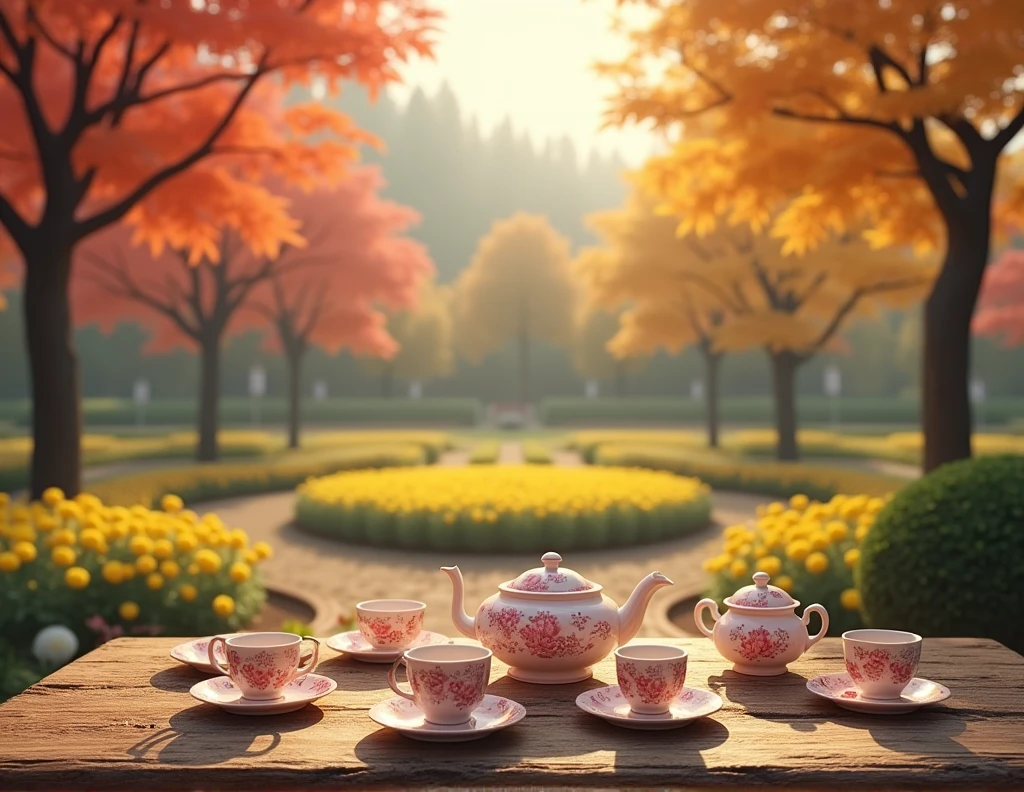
[973,249,1024,347]
[250,170,434,449]
[603,0,1024,471]
[74,169,433,457]
[0,0,438,496]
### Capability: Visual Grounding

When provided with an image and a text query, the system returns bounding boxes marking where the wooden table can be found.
[1,637,1022,790]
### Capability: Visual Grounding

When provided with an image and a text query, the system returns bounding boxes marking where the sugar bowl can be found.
[694,572,829,676]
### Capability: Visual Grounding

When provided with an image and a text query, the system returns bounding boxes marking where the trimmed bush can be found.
[469,442,501,464]
[522,441,552,465]
[703,493,890,636]
[858,455,1024,654]
[295,465,713,553]
[593,443,903,500]
[87,445,425,507]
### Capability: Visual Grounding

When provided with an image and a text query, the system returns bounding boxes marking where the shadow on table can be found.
[150,666,208,694]
[126,705,325,765]
[707,670,977,763]
[352,674,730,783]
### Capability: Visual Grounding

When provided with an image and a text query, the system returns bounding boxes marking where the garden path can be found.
[196,488,767,638]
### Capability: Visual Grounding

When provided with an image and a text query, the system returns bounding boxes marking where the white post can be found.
[312,380,328,402]
[824,365,842,429]
[690,379,704,402]
[132,378,150,427]
[249,365,266,427]
[585,381,599,400]
[409,382,422,400]
[970,378,986,429]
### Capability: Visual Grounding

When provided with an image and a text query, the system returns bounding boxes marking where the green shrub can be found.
[857,455,1024,654]
[522,441,552,464]
[87,445,425,507]
[469,442,500,464]
[593,443,903,500]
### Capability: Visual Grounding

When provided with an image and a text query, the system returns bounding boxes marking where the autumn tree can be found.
[0,0,438,496]
[250,171,433,448]
[973,249,1024,347]
[571,302,649,398]
[452,214,576,402]
[359,279,454,398]
[579,187,935,459]
[604,0,1024,471]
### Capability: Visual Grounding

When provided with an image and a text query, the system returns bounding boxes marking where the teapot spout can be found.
[440,565,477,639]
[617,571,673,645]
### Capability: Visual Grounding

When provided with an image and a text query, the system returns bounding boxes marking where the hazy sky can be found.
[391,0,661,166]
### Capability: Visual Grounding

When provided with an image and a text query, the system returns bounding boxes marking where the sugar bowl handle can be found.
[802,603,829,649]
[693,598,721,639]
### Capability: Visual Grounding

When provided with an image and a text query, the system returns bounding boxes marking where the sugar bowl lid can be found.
[725,572,797,609]
[506,552,596,593]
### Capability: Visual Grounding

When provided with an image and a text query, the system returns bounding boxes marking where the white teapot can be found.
[694,571,829,676]
[442,552,672,684]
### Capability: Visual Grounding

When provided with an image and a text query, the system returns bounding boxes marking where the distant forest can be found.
[2,83,1024,403]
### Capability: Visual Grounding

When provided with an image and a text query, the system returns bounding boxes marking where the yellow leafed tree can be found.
[578,186,937,459]
[453,214,576,403]
[360,280,454,397]
[572,301,650,398]
[603,0,1024,470]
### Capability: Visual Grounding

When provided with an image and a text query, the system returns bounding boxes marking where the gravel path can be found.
[196,488,767,639]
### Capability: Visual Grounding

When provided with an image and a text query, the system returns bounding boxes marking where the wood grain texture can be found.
[0,637,1022,790]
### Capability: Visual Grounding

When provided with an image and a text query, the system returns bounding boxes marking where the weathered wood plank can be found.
[0,637,1022,790]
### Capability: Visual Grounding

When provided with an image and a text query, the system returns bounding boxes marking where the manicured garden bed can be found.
[294,465,713,552]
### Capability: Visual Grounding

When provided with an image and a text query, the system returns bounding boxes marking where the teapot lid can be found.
[507,552,595,593]
[725,572,797,609]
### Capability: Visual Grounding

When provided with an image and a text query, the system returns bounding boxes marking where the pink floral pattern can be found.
[304,677,334,695]
[617,660,687,706]
[480,606,615,659]
[728,624,790,661]
[359,612,422,646]
[410,663,486,710]
[227,646,299,691]
[570,612,591,631]
[846,645,920,685]
[510,572,570,591]
[730,589,790,608]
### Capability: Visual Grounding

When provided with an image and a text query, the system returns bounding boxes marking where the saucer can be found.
[806,673,951,715]
[189,673,337,715]
[170,634,242,674]
[368,694,526,742]
[325,630,451,662]
[575,685,723,730]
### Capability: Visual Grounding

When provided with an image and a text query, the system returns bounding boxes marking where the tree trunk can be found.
[770,351,801,461]
[518,331,530,404]
[197,336,220,462]
[381,364,394,398]
[704,350,721,449]
[23,244,81,499]
[286,346,305,450]
[922,220,989,472]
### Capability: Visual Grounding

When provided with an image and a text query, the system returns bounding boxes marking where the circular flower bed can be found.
[295,465,712,552]
[0,488,270,697]
[702,492,891,635]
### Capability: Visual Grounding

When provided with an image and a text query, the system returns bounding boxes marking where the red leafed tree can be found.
[249,169,433,449]
[0,0,438,497]
[973,250,1024,347]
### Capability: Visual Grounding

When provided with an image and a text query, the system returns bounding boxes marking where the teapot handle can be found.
[693,598,721,639]
[802,604,829,648]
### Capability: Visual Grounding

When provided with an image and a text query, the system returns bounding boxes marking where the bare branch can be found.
[868,44,913,92]
[24,5,77,60]
[773,106,901,135]
[994,104,1024,150]
[0,189,31,249]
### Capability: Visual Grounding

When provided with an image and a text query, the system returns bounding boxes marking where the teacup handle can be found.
[387,657,416,702]
[296,637,320,677]
[802,604,829,649]
[208,636,231,676]
[694,598,721,639]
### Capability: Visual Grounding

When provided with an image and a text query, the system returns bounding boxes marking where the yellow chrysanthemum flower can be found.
[51,546,77,567]
[0,551,21,572]
[253,541,273,560]
[135,554,158,575]
[774,575,794,592]
[730,558,749,579]
[119,601,140,620]
[175,532,198,552]
[179,584,198,602]
[785,540,811,562]
[844,548,861,569]
[65,566,91,589]
[13,541,37,563]
[805,552,829,575]
[758,555,782,576]
[42,487,65,506]
[160,494,184,514]
[160,560,181,579]
[194,548,222,574]
[146,573,165,591]
[153,539,174,559]
[102,561,124,585]
[840,589,862,610]
[826,521,849,542]
[229,562,251,583]
[212,594,235,618]
[129,535,154,557]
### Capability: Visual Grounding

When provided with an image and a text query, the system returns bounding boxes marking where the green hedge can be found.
[0,397,482,428]
[593,444,903,501]
[87,445,426,507]
[541,397,1024,427]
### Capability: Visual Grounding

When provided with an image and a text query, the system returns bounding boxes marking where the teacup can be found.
[357,599,426,650]
[615,644,688,714]
[208,632,320,701]
[842,629,922,700]
[387,644,492,724]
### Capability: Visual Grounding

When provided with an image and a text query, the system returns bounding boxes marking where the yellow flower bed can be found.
[295,465,713,552]
[0,489,269,648]
[703,492,890,634]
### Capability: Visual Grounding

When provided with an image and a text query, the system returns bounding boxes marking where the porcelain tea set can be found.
[170,554,950,740]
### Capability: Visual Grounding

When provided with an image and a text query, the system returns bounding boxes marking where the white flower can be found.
[32,625,79,667]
